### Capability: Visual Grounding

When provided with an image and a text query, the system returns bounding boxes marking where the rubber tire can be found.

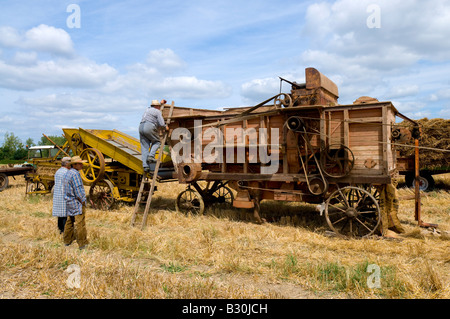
[405,172,435,191]
[0,173,9,191]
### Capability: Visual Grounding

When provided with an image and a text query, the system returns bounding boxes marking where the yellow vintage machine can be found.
[62,128,175,210]
[25,142,73,195]
[26,129,174,210]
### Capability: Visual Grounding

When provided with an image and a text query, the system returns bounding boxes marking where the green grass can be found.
[161,261,188,273]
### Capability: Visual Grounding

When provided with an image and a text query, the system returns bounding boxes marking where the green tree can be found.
[38,135,66,146]
[1,132,25,160]
[25,138,35,148]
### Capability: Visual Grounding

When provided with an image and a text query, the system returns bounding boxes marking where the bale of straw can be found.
[397,118,450,169]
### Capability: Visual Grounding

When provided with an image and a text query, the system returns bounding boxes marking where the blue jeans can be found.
[139,122,161,169]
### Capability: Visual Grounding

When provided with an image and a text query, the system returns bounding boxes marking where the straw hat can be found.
[70,156,87,164]
[151,100,161,106]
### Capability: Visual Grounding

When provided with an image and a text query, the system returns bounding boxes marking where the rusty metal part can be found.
[88,179,115,210]
[288,68,339,106]
[178,162,202,183]
[176,187,205,215]
[274,93,293,108]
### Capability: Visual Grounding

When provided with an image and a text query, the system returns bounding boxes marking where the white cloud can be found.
[0,115,13,123]
[240,77,280,104]
[24,24,74,57]
[302,0,450,67]
[12,51,38,65]
[386,85,419,99]
[439,107,450,118]
[0,24,74,57]
[0,57,118,91]
[146,48,186,73]
[153,76,231,99]
[297,0,450,118]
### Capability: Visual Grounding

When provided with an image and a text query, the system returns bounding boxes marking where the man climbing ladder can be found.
[131,101,174,229]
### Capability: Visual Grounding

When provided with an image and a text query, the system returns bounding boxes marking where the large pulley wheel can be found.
[176,188,205,215]
[79,148,105,184]
[274,93,293,108]
[88,179,115,210]
[324,186,381,238]
[320,144,355,178]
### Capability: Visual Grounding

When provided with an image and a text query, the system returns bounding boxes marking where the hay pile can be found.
[397,118,450,169]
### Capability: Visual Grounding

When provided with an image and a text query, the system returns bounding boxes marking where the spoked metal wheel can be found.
[176,188,205,215]
[211,185,234,206]
[324,186,381,238]
[26,181,47,195]
[88,179,115,210]
[79,148,105,184]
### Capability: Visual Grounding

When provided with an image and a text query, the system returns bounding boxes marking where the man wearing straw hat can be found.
[52,156,72,234]
[139,99,169,173]
[63,156,89,249]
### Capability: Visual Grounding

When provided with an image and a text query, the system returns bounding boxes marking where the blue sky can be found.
[0,0,449,145]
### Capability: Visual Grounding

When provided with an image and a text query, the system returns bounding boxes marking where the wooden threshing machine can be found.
[163,67,407,238]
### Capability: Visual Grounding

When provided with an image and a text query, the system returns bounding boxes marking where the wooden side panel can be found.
[324,105,394,176]
[327,111,344,146]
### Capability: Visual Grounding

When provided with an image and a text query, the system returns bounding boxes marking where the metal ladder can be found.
[131,101,174,229]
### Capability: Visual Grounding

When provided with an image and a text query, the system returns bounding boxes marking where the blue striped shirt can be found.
[64,168,86,216]
[52,167,69,217]
[141,107,165,128]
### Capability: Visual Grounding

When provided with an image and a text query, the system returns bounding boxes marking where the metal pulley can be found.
[286,116,305,132]
[274,93,293,108]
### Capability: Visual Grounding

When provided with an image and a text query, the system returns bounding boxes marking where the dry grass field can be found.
[0,173,449,299]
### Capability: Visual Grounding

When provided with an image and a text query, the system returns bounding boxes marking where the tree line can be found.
[0,132,66,162]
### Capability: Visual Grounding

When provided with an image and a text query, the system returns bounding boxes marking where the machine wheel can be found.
[88,179,115,210]
[0,173,9,191]
[27,181,47,194]
[355,184,380,202]
[176,188,205,215]
[79,148,105,184]
[212,185,234,206]
[324,186,381,238]
[405,172,435,191]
